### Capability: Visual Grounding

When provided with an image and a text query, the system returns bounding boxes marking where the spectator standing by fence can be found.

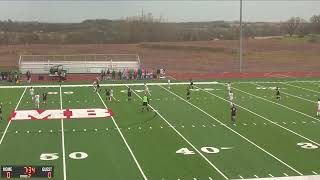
[1,72,4,80]
[106,69,110,79]
[156,69,160,79]
[112,70,116,80]
[26,70,31,83]
[133,69,137,79]
[138,68,142,79]
[118,70,122,80]
[100,70,104,81]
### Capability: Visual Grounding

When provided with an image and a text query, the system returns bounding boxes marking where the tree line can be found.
[282,15,320,37]
[0,13,319,45]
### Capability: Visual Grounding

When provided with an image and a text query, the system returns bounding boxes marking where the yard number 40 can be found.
[176,147,220,155]
[40,152,88,161]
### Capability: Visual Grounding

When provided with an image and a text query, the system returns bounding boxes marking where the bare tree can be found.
[283,17,302,37]
[310,15,320,33]
[297,19,311,37]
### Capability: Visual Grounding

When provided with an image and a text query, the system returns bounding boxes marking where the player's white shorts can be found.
[317,107,320,112]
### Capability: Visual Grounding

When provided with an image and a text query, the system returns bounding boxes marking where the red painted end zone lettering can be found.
[8,108,113,121]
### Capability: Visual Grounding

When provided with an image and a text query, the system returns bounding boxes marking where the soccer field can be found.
[0,79,319,180]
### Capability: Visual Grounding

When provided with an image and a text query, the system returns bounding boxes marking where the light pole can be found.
[239,0,243,73]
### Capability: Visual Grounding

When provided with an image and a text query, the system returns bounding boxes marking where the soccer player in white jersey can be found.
[228,91,234,106]
[317,98,320,117]
[93,81,97,92]
[144,82,151,96]
[29,87,35,102]
[227,82,231,92]
[35,94,40,109]
[109,88,115,101]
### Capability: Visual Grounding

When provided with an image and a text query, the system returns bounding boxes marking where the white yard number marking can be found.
[176,146,225,155]
[40,153,59,161]
[40,152,88,160]
[297,142,318,149]
[201,147,220,154]
[48,92,58,95]
[69,152,88,160]
[176,148,195,155]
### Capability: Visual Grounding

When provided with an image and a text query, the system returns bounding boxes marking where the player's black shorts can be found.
[142,102,148,106]
[128,93,132,97]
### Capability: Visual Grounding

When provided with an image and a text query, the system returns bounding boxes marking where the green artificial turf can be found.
[0,79,319,180]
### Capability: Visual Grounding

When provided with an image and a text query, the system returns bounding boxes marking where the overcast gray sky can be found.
[0,1,319,23]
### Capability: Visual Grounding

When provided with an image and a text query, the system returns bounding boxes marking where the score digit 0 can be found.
[6,172,11,178]
[47,171,52,179]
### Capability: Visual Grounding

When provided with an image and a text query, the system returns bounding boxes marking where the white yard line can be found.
[281,92,315,103]
[281,83,320,94]
[96,91,148,180]
[197,86,320,146]
[128,85,228,180]
[229,85,320,123]
[253,83,316,103]
[159,85,303,176]
[0,87,27,145]
[59,85,67,180]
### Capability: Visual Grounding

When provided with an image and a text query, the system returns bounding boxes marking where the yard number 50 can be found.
[40,152,88,161]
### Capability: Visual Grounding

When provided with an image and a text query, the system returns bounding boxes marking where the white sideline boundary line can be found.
[230,84,320,123]
[59,86,67,180]
[0,80,320,89]
[0,82,219,88]
[0,87,27,145]
[128,85,228,180]
[96,91,148,180]
[196,86,320,147]
[159,85,303,176]
[233,175,320,180]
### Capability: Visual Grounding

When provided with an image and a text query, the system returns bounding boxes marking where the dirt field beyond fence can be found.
[0,39,319,74]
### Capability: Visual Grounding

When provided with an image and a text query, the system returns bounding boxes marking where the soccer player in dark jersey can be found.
[105,88,110,101]
[127,87,132,101]
[186,86,191,100]
[190,79,194,89]
[276,87,281,100]
[0,102,3,121]
[96,81,101,92]
[42,92,48,104]
[231,104,237,123]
